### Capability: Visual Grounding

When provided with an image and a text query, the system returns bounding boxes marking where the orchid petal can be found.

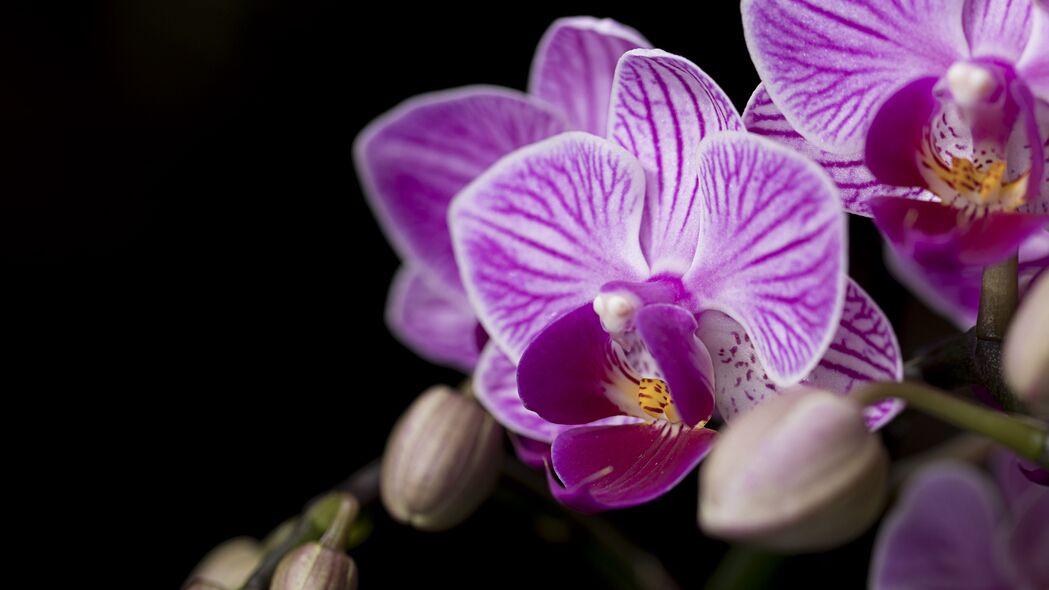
[871,197,1049,269]
[516,304,625,426]
[883,229,1049,329]
[608,50,744,270]
[475,342,567,442]
[685,132,847,386]
[634,303,716,426]
[451,132,650,361]
[870,464,1012,590]
[1009,485,1049,587]
[548,422,716,512]
[805,281,904,430]
[699,280,901,430]
[864,77,942,188]
[1018,4,1049,102]
[355,87,566,293]
[529,17,650,135]
[743,85,933,217]
[509,435,551,470]
[386,266,481,372]
[742,0,969,153]
[1009,95,1049,215]
[964,0,1035,61]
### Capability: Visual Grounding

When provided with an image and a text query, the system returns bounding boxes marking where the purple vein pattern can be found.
[1019,5,1049,100]
[609,50,745,269]
[355,87,566,295]
[743,85,932,217]
[530,17,651,136]
[742,0,969,152]
[698,280,901,430]
[685,134,846,385]
[452,133,651,362]
[965,0,1034,59]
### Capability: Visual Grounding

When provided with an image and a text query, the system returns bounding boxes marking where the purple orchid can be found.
[450,48,877,512]
[354,17,650,372]
[742,0,1049,327]
[871,456,1048,589]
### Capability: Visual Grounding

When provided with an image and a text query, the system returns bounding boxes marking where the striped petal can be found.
[742,0,969,153]
[805,281,904,430]
[684,133,847,386]
[699,280,902,430]
[964,0,1035,61]
[355,87,566,294]
[529,17,650,135]
[548,422,717,512]
[450,132,650,362]
[743,85,933,217]
[607,50,744,271]
[386,266,482,372]
[1019,2,1049,102]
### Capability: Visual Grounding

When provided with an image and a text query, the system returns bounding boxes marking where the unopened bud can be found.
[190,537,262,589]
[699,387,888,551]
[380,385,503,531]
[271,494,359,590]
[1004,272,1049,416]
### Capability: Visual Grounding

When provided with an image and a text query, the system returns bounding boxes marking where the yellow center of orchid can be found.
[637,378,681,422]
[918,141,1029,215]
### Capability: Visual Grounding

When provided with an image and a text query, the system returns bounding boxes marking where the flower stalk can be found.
[974,254,1021,411]
[854,382,1047,468]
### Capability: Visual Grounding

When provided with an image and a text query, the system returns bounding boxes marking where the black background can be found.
[3,2,957,588]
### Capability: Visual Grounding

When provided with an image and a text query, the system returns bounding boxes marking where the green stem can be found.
[856,382,1047,467]
[974,254,1022,411]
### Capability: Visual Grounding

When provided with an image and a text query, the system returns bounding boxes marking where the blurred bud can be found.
[270,544,358,590]
[190,537,262,589]
[271,493,359,590]
[381,385,503,531]
[699,387,889,551]
[182,579,228,590]
[1004,272,1049,416]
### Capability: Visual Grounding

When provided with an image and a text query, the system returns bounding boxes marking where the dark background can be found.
[4,2,956,588]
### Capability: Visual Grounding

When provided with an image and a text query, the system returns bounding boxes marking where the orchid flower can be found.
[450,48,908,512]
[353,17,649,372]
[871,456,1048,589]
[742,0,1049,327]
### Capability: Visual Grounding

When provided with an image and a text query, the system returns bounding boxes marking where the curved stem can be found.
[975,254,1022,411]
[855,382,1047,467]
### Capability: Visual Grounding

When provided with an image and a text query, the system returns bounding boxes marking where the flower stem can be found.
[855,382,1047,467]
[974,254,1021,411]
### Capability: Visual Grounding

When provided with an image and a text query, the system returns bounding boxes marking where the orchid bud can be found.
[271,494,359,590]
[189,536,262,589]
[380,385,503,531]
[1004,272,1049,416]
[699,387,889,552]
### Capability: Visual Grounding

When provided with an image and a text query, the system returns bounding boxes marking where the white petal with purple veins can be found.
[608,50,744,270]
[529,17,651,136]
[1019,3,1049,102]
[451,132,650,362]
[685,132,846,386]
[742,0,969,153]
[964,0,1034,61]
[355,86,566,294]
[742,85,934,217]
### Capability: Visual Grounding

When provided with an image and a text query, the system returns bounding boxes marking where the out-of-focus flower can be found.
[699,387,888,551]
[354,17,649,373]
[1005,270,1049,413]
[272,494,359,590]
[380,386,503,530]
[870,455,1048,589]
[451,46,864,511]
[182,580,227,590]
[188,536,262,590]
[742,0,1049,327]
